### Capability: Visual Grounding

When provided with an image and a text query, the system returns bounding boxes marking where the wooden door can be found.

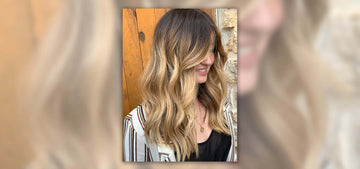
[122,8,215,119]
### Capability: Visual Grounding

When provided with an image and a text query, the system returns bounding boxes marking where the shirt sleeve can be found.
[224,99,237,162]
[123,114,151,162]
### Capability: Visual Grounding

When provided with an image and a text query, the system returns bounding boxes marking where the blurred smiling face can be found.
[238,0,284,95]
[196,45,215,84]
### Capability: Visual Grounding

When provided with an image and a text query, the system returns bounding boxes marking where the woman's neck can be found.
[195,98,212,143]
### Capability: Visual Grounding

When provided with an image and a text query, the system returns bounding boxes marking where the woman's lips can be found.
[196,68,208,76]
[239,45,259,68]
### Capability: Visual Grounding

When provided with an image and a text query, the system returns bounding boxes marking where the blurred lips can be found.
[239,45,259,68]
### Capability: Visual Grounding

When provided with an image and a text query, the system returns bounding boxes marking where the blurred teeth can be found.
[239,46,254,57]
[197,69,206,72]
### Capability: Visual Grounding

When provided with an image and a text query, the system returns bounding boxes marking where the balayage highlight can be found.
[140,9,231,161]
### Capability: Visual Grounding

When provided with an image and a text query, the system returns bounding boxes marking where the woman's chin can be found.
[238,68,259,96]
[196,76,208,84]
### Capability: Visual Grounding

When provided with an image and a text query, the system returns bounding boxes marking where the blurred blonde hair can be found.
[239,0,329,169]
[23,0,121,168]
[140,9,231,161]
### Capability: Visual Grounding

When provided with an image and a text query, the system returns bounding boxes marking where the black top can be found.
[185,130,231,161]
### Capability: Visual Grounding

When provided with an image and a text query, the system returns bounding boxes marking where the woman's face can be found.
[238,0,284,95]
[196,49,215,84]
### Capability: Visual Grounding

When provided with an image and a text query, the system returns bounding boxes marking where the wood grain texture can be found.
[122,8,171,120]
[136,8,156,68]
[154,8,170,26]
[122,69,130,120]
[122,8,144,118]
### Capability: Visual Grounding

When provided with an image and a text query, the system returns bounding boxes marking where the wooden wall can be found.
[122,8,215,119]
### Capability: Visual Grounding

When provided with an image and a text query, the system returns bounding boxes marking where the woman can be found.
[23,0,342,168]
[123,9,236,162]
[238,0,333,169]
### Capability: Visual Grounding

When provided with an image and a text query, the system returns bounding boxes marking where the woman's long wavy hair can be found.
[140,9,231,161]
[239,0,331,169]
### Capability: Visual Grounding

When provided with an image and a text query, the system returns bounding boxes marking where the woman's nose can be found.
[201,53,214,65]
[240,0,283,33]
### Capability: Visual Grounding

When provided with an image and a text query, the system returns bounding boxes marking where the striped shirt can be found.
[123,101,236,162]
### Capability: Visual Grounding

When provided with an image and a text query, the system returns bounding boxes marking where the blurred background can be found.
[316,1,360,169]
[0,0,359,169]
[0,0,63,168]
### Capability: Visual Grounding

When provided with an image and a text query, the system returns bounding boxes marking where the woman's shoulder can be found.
[125,105,147,136]
[127,104,146,118]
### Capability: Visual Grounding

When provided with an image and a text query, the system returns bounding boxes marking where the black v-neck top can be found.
[185,130,231,161]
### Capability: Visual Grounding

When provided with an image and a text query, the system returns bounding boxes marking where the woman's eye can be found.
[212,45,217,53]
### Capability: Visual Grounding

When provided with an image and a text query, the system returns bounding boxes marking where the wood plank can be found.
[154,8,170,24]
[201,8,216,22]
[122,8,144,113]
[136,8,156,68]
[122,69,130,120]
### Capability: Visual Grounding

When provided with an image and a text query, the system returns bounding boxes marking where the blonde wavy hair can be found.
[140,9,231,161]
[23,0,122,168]
[239,0,330,169]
